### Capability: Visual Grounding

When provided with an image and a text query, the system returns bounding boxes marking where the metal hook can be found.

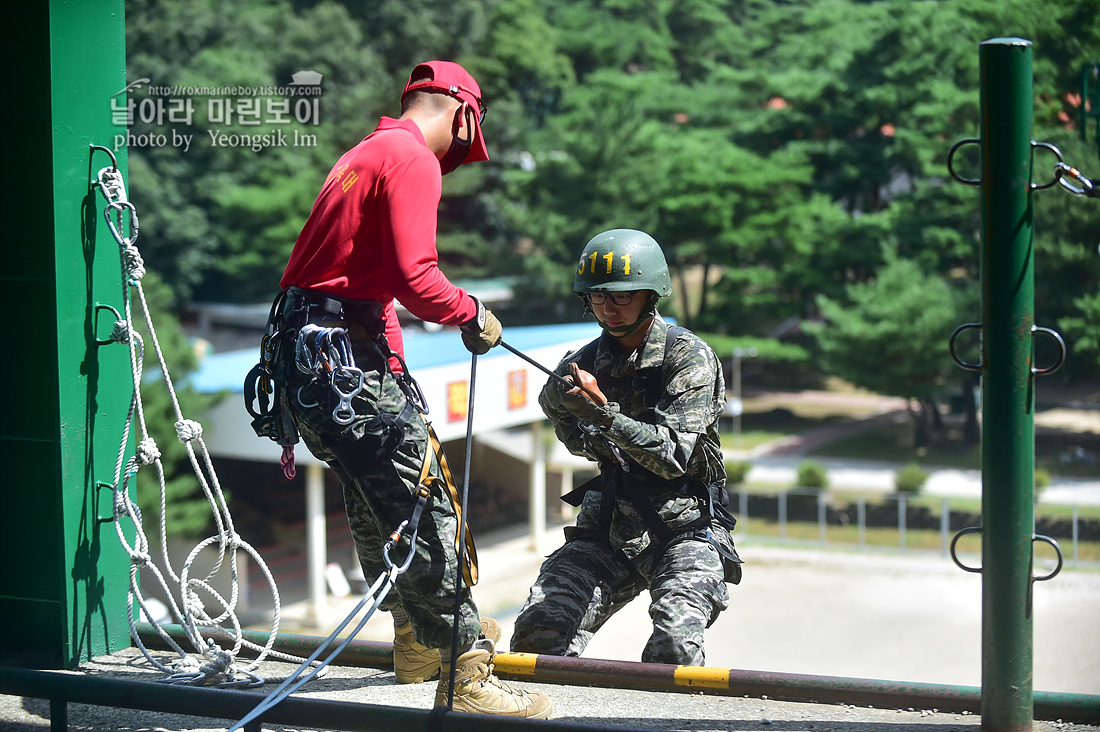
[948,322,983,372]
[89,144,118,172]
[94,303,124,345]
[950,526,983,574]
[1031,325,1066,376]
[1030,141,1065,190]
[296,385,319,409]
[946,138,981,186]
[1032,534,1063,582]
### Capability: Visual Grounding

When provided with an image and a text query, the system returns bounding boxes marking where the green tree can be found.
[126,0,389,301]
[805,255,967,447]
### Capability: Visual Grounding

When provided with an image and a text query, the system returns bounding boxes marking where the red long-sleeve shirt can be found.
[281,117,476,364]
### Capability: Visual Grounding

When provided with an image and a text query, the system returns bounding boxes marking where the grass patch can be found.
[812,420,981,469]
[734,518,1100,563]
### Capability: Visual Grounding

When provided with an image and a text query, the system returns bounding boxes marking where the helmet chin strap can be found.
[586,293,660,339]
[597,314,651,339]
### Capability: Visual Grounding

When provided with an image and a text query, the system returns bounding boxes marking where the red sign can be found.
[447,381,468,422]
[508,370,527,410]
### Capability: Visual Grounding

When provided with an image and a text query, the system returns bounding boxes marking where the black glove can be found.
[540,374,572,415]
[560,391,618,428]
[460,297,503,355]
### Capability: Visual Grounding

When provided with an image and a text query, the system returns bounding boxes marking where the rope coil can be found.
[91,144,321,689]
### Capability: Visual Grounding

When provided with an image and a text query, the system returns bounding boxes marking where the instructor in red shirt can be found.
[268,61,552,718]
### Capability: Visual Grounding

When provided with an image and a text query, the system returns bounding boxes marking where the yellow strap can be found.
[418,422,479,586]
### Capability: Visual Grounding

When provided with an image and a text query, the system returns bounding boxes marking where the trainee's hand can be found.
[567,363,606,404]
[560,391,617,427]
[460,306,503,355]
[540,373,572,414]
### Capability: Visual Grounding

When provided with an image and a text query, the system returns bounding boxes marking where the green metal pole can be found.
[978,37,1036,732]
[1,0,132,668]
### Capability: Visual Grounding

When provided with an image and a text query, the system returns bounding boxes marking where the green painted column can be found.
[0,0,133,667]
[978,37,1036,732]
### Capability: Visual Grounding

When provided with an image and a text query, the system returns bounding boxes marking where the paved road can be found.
[4,529,1097,731]
[267,521,1100,697]
[4,522,1097,731]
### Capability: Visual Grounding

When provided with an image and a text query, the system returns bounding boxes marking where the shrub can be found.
[895,463,930,494]
[1034,469,1051,502]
[795,461,829,491]
[725,460,751,485]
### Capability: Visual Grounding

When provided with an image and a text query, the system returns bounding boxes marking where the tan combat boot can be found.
[394,618,502,684]
[434,639,553,718]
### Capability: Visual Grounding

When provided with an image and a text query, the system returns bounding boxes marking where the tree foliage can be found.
[805,254,968,446]
[123,0,1099,387]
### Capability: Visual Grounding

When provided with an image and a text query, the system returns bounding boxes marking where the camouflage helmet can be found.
[573,229,672,297]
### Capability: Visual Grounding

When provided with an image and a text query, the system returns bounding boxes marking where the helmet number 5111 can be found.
[580,251,631,275]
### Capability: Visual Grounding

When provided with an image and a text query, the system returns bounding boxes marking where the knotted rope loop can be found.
[136,438,161,465]
[123,242,146,283]
[110,320,131,344]
[175,419,203,443]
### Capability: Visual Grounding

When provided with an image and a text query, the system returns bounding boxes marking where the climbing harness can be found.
[90,145,323,689]
[229,484,431,731]
[244,291,301,479]
[245,287,430,479]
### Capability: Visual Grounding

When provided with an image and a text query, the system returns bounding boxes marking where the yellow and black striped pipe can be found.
[136,623,1099,722]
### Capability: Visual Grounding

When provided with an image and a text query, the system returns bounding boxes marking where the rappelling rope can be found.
[228,485,430,732]
[90,147,323,688]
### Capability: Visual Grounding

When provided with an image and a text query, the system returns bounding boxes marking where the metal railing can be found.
[730,489,1094,568]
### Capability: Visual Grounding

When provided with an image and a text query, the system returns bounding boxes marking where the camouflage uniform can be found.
[512,315,740,665]
[274,330,480,651]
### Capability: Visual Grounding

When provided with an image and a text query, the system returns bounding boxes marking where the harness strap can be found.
[283,286,387,327]
[424,422,479,586]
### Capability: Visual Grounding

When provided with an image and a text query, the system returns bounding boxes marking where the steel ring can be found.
[1032,534,1063,582]
[1031,325,1066,376]
[948,323,983,372]
[950,526,982,573]
[1030,141,1065,190]
[94,303,126,346]
[947,139,981,186]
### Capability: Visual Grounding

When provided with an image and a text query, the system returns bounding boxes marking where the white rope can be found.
[94,164,323,687]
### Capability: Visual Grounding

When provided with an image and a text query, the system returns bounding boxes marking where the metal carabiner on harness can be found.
[579,419,630,472]
[293,324,365,425]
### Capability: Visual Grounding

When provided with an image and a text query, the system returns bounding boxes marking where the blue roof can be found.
[190,321,602,394]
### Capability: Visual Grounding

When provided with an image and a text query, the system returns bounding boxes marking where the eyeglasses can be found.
[587,291,636,306]
[449,84,487,123]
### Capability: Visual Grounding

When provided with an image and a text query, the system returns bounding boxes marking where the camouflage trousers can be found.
[511,533,729,665]
[275,333,480,651]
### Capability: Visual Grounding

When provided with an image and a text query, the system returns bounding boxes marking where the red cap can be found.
[401,60,488,164]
